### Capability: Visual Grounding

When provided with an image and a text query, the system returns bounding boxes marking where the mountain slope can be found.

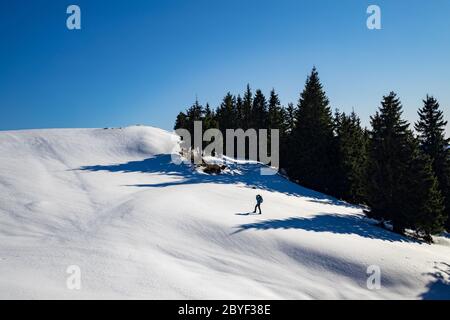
[0,126,449,299]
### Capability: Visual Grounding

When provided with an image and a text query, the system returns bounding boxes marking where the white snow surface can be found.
[0,126,449,300]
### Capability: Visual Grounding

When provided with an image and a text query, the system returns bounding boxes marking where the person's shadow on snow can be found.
[235,212,260,216]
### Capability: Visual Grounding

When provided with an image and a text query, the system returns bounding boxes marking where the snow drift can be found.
[0,126,449,299]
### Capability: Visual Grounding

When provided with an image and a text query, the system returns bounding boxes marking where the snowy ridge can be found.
[0,126,449,299]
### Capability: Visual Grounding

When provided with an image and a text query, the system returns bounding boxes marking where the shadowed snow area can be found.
[0,126,449,299]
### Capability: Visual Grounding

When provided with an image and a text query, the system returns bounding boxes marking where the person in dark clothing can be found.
[253,194,263,214]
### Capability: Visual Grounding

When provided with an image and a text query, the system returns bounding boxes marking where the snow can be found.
[0,126,449,299]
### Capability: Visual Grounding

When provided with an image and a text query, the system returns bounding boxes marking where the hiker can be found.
[253,194,263,214]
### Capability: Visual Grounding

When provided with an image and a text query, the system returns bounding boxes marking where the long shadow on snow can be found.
[233,213,417,243]
[77,154,357,208]
[420,262,450,300]
[79,155,414,243]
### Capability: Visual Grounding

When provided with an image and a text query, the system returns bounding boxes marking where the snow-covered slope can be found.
[0,126,448,299]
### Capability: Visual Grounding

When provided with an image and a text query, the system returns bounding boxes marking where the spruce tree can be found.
[174,112,187,130]
[290,67,335,193]
[251,90,268,161]
[415,96,450,231]
[252,89,268,130]
[280,103,297,171]
[203,103,217,131]
[216,93,236,131]
[268,89,285,131]
[368,92,445,236]
[182,100,205,149]
[285,103,296,134]
[334,110,368,203]
[235,95,244,129]
[268,89,287,159]
[403,141,445,241]
[216,93,237,157]
[242,84,253,130]
[368,92,411,232]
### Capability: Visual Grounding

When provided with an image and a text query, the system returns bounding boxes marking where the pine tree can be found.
[290,67,335,193]
[334,110,368,203]
[415,96,450,231]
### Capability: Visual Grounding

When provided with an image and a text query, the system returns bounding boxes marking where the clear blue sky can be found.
[1,0,449,133]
